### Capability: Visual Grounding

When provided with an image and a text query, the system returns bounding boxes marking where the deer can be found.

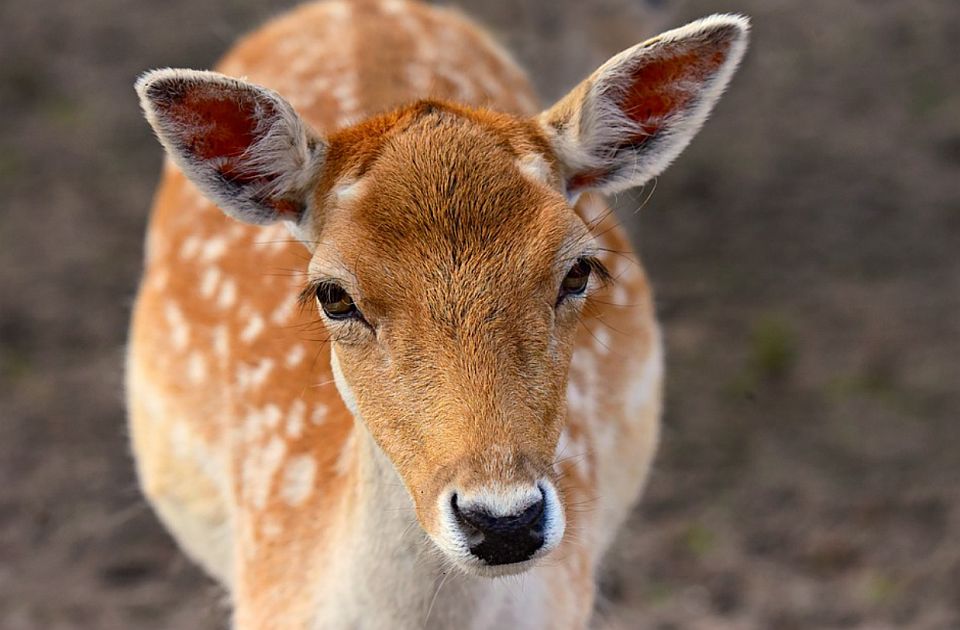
[128,0,748,627]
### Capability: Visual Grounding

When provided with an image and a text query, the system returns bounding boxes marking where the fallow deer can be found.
[128,1,748,627]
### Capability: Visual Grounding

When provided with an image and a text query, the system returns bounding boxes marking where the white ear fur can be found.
[136,69,325,234]
[538,14,750,199]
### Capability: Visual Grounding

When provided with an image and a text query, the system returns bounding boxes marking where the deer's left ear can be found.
[537,14,749,199]
[136,69,326,237]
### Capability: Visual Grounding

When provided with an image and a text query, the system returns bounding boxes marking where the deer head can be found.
[136,14,748,576]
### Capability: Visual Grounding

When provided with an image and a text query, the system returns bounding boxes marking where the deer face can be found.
[136,13,748,575]
[305,106,599,572]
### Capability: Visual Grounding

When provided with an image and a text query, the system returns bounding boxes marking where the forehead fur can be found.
[314,101,582,314]
[323,100,553,179]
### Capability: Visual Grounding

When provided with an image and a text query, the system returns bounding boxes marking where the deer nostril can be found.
[451,490,548,566]
[459,498,544,535]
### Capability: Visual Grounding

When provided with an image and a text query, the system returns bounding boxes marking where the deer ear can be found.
[136,69,325,231]
[537,14,749,199]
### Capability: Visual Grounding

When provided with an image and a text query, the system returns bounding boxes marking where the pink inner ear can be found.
[153,82,302,217]
[619,46,729,143]
[567,42,731,195]
[567,168,609,194]
[160,84,271,163]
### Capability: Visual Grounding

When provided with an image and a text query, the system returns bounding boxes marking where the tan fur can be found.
[129,1,747,627]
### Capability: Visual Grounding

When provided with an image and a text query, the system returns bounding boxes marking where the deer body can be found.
[129,1,747,627]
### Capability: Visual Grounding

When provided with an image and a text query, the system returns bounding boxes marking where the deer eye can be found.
[316,282,359,320]
[558,258,592,303]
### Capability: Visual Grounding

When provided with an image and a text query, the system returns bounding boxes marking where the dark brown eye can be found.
[316,283,359,320]
[559,258,592,302]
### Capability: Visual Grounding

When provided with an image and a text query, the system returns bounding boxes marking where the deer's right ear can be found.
[136,69,326,234]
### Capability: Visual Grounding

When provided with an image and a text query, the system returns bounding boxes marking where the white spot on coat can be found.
[263,404,283,430]
[201,237,227,262]
[335,429,355,476]
[261,516,283,539]
[187,352,207,384]
[240,314,265,344]
[163,302,190,351]
[213,325,230,360]
[151,268,170,291]
[310,403,329,426]
[279,454,317,507]
[517,153,552,186]
[593,326,612,353]
[179,235,201,260]
[217,278,238,310]
[244,436,287,510]
[271,294,298,325]
[286,399,306,439]
[200,266,221,299]
[285,344,306,369]
[237,359,274,390]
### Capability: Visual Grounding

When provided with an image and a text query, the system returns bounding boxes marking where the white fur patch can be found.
[200,236,227,262]
[213,324,230,360]
[331,177,365,205]
[286,399,307,439]
[456,483,541,519]
[244,436,287,510]
[279,454,317,507]
[271,294,299,326]
[240,314,265,344]
[163,301,190,351]
[263,404,283,430]
[335,428,356,476]
[516,153,553,186]
[217,278,237,310]
[310,402,329,426]
[285,344,306,369]
[179,235,201,260]
[593,326,612,353]
[200,266,221,299]
[187,351,207,384]
[237,358,274,390]
[149,267,169,291]
[330,345,359,417]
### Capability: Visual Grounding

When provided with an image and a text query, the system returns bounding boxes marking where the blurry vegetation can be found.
[864,572,900,606]
[910,75,949,119]
[724,314,799,400]
[640,579,674,608]
[0,150,24,183]
[681,522,717,558]
[0,348,32,382]
[825,356,936,418]
[826,370,897,404]
[40,96,84,128]
[748,315,799,381]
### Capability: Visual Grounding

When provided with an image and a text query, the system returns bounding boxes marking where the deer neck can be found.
[316,395,547,629]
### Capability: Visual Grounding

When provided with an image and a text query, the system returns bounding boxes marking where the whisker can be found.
[633,176,658,215]
[424,569,454,627]
[576,314,612,354]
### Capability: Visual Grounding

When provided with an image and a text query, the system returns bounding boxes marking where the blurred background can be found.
[1,0,958,628]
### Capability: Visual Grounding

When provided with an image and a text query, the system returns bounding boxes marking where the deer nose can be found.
[451,491,547,566]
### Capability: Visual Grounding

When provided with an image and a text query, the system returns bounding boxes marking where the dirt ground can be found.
[1,0,958,628]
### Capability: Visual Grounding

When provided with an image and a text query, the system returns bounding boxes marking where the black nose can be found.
[452,493,547,566]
